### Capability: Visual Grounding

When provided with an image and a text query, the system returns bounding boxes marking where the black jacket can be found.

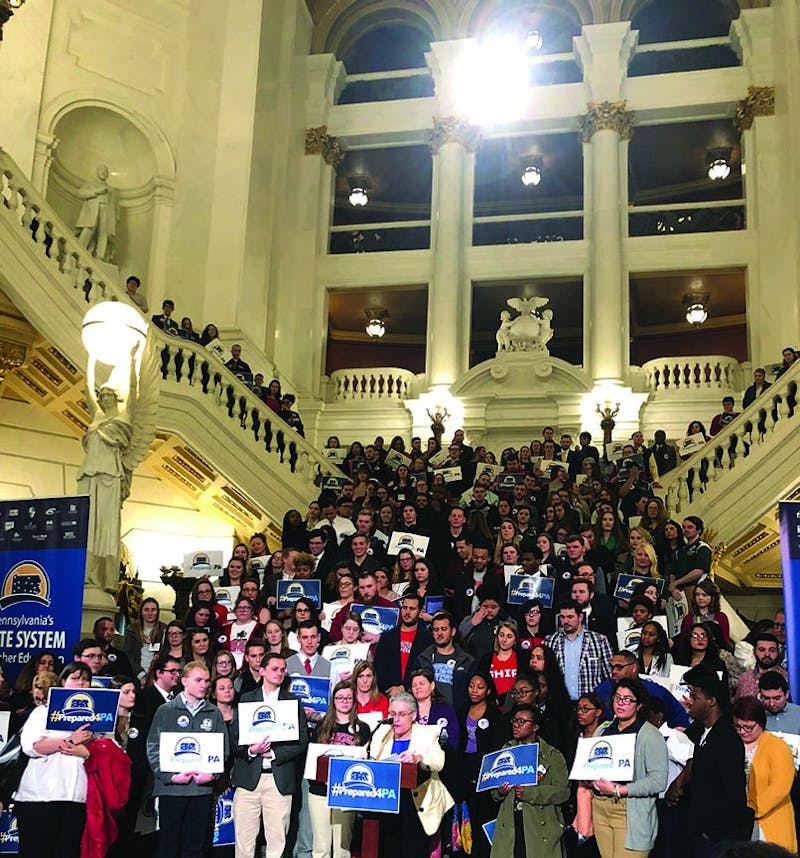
[685,715,754,841]
[373,623,433,693]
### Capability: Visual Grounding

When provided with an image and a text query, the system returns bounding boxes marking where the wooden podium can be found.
[316,756,422,858]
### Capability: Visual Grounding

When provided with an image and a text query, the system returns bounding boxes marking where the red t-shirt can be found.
[490,651,518,696]
[357,695,389,717]
[399,627,416,680]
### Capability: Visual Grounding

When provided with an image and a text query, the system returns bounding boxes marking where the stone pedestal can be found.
[81,585,118,637]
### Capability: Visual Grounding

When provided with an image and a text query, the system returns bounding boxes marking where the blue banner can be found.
[613,574,665,600]
[91,675,113,688]
[351,604,399,635]
[779,501,800,703]
[0,811,18,854]
[424,596,445,615]
[288,674,330,713]
[507,575,555,608]
[482,819,496,846]
[477,743,539,792]
[213,787,235,847]
[46,687,120,733]
[0,496,88,683]
[276,579,321,609]
[327,758,401,813]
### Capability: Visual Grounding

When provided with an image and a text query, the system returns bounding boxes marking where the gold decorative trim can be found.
[304,125,344,167]
[0,338,27,383]
[428,116,482,154]
[734,85,775,131]
[579,101,635,142]
[48,347,78,376]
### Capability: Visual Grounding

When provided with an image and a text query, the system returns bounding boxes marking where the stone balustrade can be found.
[660,359,799,519]
[637,355,744,393]
[328,367,418,401]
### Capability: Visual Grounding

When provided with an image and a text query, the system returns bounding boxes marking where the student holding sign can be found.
[489,703,570,858]
[581,678,668,858]
[15,661,94,858]
[146,661,230,858]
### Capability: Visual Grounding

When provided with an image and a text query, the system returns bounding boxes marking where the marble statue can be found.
[77,336,158,592]
[495,296,554,354]
[75,164,119,263]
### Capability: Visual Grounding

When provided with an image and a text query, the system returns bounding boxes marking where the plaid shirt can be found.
[545,628,613,698]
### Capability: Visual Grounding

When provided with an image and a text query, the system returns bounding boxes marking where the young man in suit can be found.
[231,654,309,858]
[138,655,182,726]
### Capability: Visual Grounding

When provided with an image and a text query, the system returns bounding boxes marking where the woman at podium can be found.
[369,691,454,858]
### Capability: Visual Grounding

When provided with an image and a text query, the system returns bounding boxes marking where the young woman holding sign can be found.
[15,661,94,858]
[583,678,668,858]
[307,681,371,858]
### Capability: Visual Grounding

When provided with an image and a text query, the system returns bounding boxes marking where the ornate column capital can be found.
[428,116,482,155]
[579,101,635,142]
[304,125,344,167]
[734,85,775,131]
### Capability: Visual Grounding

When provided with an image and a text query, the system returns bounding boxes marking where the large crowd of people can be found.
[4,418,797,858]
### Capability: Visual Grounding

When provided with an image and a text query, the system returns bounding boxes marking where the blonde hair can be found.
[633,542,659,577]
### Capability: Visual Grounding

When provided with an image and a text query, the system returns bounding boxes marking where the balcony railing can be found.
[628,200,746,237]
[337,67,434,105]
[329,220,431,254]
[629,36,740,77]
[327,368,418,402]
[660,360,800,517]
[637,356,744,393]
[472,210,584,246]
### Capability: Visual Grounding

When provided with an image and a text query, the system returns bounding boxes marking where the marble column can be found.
[427,117,479,387]
[580,102,633,385]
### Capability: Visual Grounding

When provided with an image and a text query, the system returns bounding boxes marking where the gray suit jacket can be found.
[230,686,308,794]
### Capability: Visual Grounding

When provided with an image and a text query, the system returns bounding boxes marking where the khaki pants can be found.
[592,796,650,858]
[308,791,355,858]
[233,772,292,858]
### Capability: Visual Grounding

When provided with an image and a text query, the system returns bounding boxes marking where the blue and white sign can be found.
[424,596,445,615]
[46,687,120,733]
[288,674,330,714]
[387,532,430,558]
[351,604,399,635]
[277,579,321,609]
[0,496,89,682]
[0,811,18,854]
[613,575,665,600]
[569,734,637,781]
[236,699,299,744]
[91,675,113,688]
[507,575,555,608]
[158,731,226,773]
[327,758,401,814]
[321,475,349,494]
[213,787,235,847]
[477,744,539,792]
[482,819,497,846]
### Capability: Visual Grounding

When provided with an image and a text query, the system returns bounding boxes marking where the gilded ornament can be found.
[734,85,775,131]
[579,101,635,142]
[428,116,482,154]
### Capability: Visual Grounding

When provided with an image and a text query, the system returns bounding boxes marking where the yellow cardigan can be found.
[749,730,798,852]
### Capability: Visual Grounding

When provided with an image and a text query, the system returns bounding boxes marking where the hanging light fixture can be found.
[524,29,543,52]
[683,291,710,326]
[521,155,543,187]
[364,308,387,338]
[706,147,732,181]
[348,176,370,207]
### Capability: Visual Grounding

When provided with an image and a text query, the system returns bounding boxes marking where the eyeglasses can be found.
[167,630,184,636]
[511,688,535,697]
[511,718,535,726]
[161,668,181,674]
[576,705,599,713]
[334,695,353,702]
[389,711,413,719]
[734,722,759,734]
[612,695,637,705]
[610,664,629,672]
[526,608,541,615]
[690,633,708,640]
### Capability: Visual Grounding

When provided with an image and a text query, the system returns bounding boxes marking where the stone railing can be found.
[660,359,800,522]
[328,367,418,402]
[636,356,744,393]
[0,148,117,306]
[0,146,340,511]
